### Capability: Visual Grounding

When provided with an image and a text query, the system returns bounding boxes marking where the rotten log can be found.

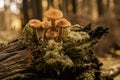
[0,24,115,80]
[0,40,28,80]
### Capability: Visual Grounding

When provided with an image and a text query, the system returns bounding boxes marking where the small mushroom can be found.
[45,9,63,31]
[41,21,51,41]
[56,18,71,39]
[28,19,41,44]
[45,29,58,40]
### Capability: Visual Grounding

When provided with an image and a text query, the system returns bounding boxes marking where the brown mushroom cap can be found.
[45,29,58,38]
[45,9,63,20]
[28,19,41,28]
[56,18,71,28]
[41,21,51,29]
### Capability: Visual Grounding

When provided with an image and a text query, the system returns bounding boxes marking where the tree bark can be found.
[0,40,29,80]
[32,0,43,20]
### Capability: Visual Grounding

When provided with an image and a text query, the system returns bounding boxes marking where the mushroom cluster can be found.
[27,8,71,43]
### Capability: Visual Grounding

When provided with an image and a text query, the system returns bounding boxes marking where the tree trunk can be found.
[72,0,77,13]
[32,0,43,20]
[97,0,105,16]
[22,0,29,26]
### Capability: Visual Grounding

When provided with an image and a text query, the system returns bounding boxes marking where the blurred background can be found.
[0,0,120,79]
[0,0,120,57]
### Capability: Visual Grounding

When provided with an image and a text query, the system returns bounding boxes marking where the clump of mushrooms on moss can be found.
[26,8,71,44]
[45,9,63,31]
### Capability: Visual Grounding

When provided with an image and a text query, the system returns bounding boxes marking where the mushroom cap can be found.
[41,21,51,29]
[28,19,41,28]
[45,9,63,20]
[46,29,58,39]
[56,18,71,28]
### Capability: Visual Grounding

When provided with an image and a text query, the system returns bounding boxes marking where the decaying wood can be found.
[0,24,116,80]
[0,40,30,80]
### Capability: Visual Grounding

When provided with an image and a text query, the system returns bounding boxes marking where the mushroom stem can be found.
[51,19,56,31]
[62,28,65,38]
[42,29,47,41]
[61,28,66,38]
[58,27,62,40]
[58,27,66,40]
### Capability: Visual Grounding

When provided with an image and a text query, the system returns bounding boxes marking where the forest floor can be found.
[0,31,18,43]
[99,57,120,80]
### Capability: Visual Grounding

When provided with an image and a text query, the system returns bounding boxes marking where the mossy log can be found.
[0,24,109,80]
[0,40,28,80]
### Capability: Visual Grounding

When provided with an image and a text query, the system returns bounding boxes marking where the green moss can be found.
[21,25,35,45]
[21,24,107,80]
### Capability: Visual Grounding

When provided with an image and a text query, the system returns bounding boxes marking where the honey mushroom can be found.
[56,18,71,39]
[41,21,51,41]
[28,19,41,44]
[45,9,63,31]
[45,29,58,40]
